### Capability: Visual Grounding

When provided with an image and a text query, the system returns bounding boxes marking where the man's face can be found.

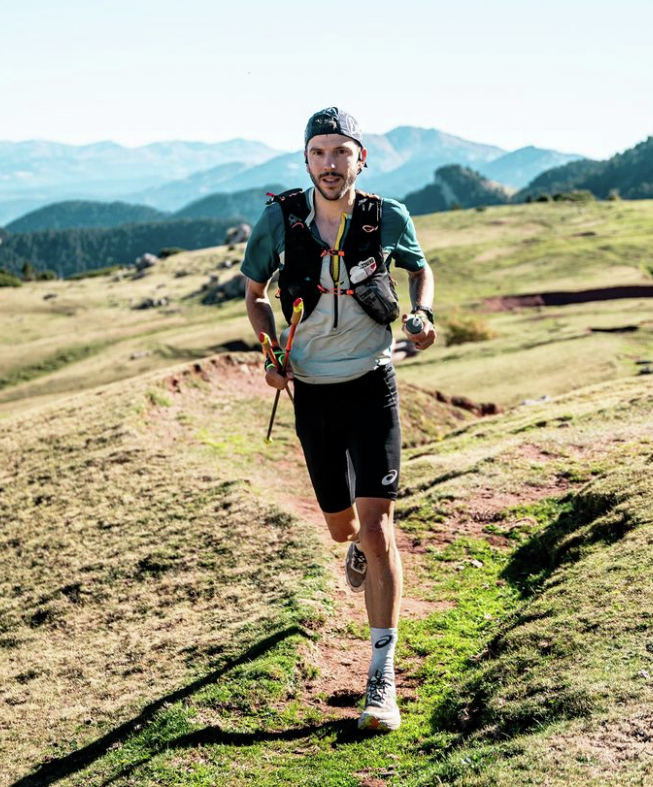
[305,134,367,201]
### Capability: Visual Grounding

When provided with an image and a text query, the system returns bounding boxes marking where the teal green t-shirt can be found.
[241,188,426,284]
[241,187,428,384]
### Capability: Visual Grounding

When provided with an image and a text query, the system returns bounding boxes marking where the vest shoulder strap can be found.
[344,191,382,262]
[266,188,308,214]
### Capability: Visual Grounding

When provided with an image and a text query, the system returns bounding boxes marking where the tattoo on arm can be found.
[408,265,434,310]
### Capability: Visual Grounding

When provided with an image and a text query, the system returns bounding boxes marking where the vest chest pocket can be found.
[351,266,400,325]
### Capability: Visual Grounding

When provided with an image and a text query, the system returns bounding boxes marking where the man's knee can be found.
[323,507,358,543]
[359,518,393,556]
[357,500,395,557]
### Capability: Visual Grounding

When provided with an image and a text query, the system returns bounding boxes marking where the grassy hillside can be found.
[2,354,651,786]
[407,199,653,404]
[2,199,651,419]
[0,244,251,417]
[2,199,653,787]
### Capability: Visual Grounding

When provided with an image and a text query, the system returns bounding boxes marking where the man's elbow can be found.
[245,278,268,303]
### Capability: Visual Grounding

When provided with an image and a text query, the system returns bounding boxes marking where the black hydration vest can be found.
[267,188,399,326]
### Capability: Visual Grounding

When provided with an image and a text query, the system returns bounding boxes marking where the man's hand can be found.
[264,362,294,390]
[401,313,437,351]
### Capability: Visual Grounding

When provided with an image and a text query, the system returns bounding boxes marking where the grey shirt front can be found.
[242,187,427,384]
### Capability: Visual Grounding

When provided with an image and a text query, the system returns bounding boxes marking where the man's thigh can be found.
[347,367,401,501]
[294,379,354,514]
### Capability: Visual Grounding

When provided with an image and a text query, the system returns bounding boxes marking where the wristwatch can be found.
[411,304,434,325]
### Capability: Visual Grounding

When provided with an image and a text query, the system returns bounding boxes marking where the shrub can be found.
[552,190,596,202]
[159,247,185,259]
[443,311,496,346]
[0,269,22,287]
[67,265,122,280]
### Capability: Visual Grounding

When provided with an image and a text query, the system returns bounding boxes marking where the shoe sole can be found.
[345,574,366,593]
[357,712,401,732]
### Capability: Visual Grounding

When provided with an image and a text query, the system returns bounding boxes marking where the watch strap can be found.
[411,304,434,324]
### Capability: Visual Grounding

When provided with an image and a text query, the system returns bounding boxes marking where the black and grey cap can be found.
[304,107,364,148]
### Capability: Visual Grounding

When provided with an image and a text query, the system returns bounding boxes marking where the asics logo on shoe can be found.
[374,635,393,649]
[381,470,398,486]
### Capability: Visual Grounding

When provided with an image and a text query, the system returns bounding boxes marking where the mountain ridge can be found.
[0,129,584,223]
[517,135,653,200]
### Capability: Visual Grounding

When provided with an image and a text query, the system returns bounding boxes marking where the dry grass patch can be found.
[0,359,326,786]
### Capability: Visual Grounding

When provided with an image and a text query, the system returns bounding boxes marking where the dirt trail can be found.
[152,353,593,723]
[151,355,450,720]
[483,285,653,312]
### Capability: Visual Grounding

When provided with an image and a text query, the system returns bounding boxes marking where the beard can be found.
[309,167,359,201]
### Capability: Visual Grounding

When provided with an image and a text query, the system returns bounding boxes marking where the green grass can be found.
[0,341,108,390]
[2,200,653,414]
[3,204,653,786]
[32,534,519,787]
[0,363,327,786]
[412,466,653,787]
[4,367,650,786]
[66,265,124,280]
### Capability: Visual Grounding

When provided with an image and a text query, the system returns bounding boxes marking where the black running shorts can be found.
[293,365,401,514]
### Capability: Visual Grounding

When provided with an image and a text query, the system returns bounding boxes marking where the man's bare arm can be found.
[244,278,292,389]
[404,265,437,350]
[245,278,278,343]
[407,264,434,311]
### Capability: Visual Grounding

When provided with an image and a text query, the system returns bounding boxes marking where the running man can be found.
[242,107,436,731]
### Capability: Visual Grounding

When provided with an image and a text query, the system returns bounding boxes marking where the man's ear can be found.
[358,146,368,172]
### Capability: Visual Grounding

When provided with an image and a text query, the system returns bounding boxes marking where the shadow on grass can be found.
[429,480,637,741]
[99,719,364,786]
[11,626,312,787]
[502,486,630,599]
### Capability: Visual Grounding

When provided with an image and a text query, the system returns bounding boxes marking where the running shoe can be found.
[345,542,367,593]
[357,670,401,731]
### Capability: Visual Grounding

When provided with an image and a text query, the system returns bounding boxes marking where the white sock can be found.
[370,627,397,684]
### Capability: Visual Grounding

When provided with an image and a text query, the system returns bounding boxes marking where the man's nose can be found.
[322,153,337,169]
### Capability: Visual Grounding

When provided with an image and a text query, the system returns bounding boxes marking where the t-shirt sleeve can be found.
[240,202,284,283]
[380,199,426,272]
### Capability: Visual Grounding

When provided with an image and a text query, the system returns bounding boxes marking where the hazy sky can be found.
[3,0,652,159]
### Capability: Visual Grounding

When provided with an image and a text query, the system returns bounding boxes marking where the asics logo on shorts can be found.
[381,469,398,486]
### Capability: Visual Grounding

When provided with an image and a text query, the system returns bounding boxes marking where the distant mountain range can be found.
[480,146,585,192]
[0,130,583,224]
[5,131,653,281]
[128,130,582,211]
[0,139,282,224]
[7,201,168,233]
[6,186,285,234]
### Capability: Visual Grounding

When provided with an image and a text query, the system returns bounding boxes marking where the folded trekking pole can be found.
[265,298,304,443]
[259,331,294,403]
